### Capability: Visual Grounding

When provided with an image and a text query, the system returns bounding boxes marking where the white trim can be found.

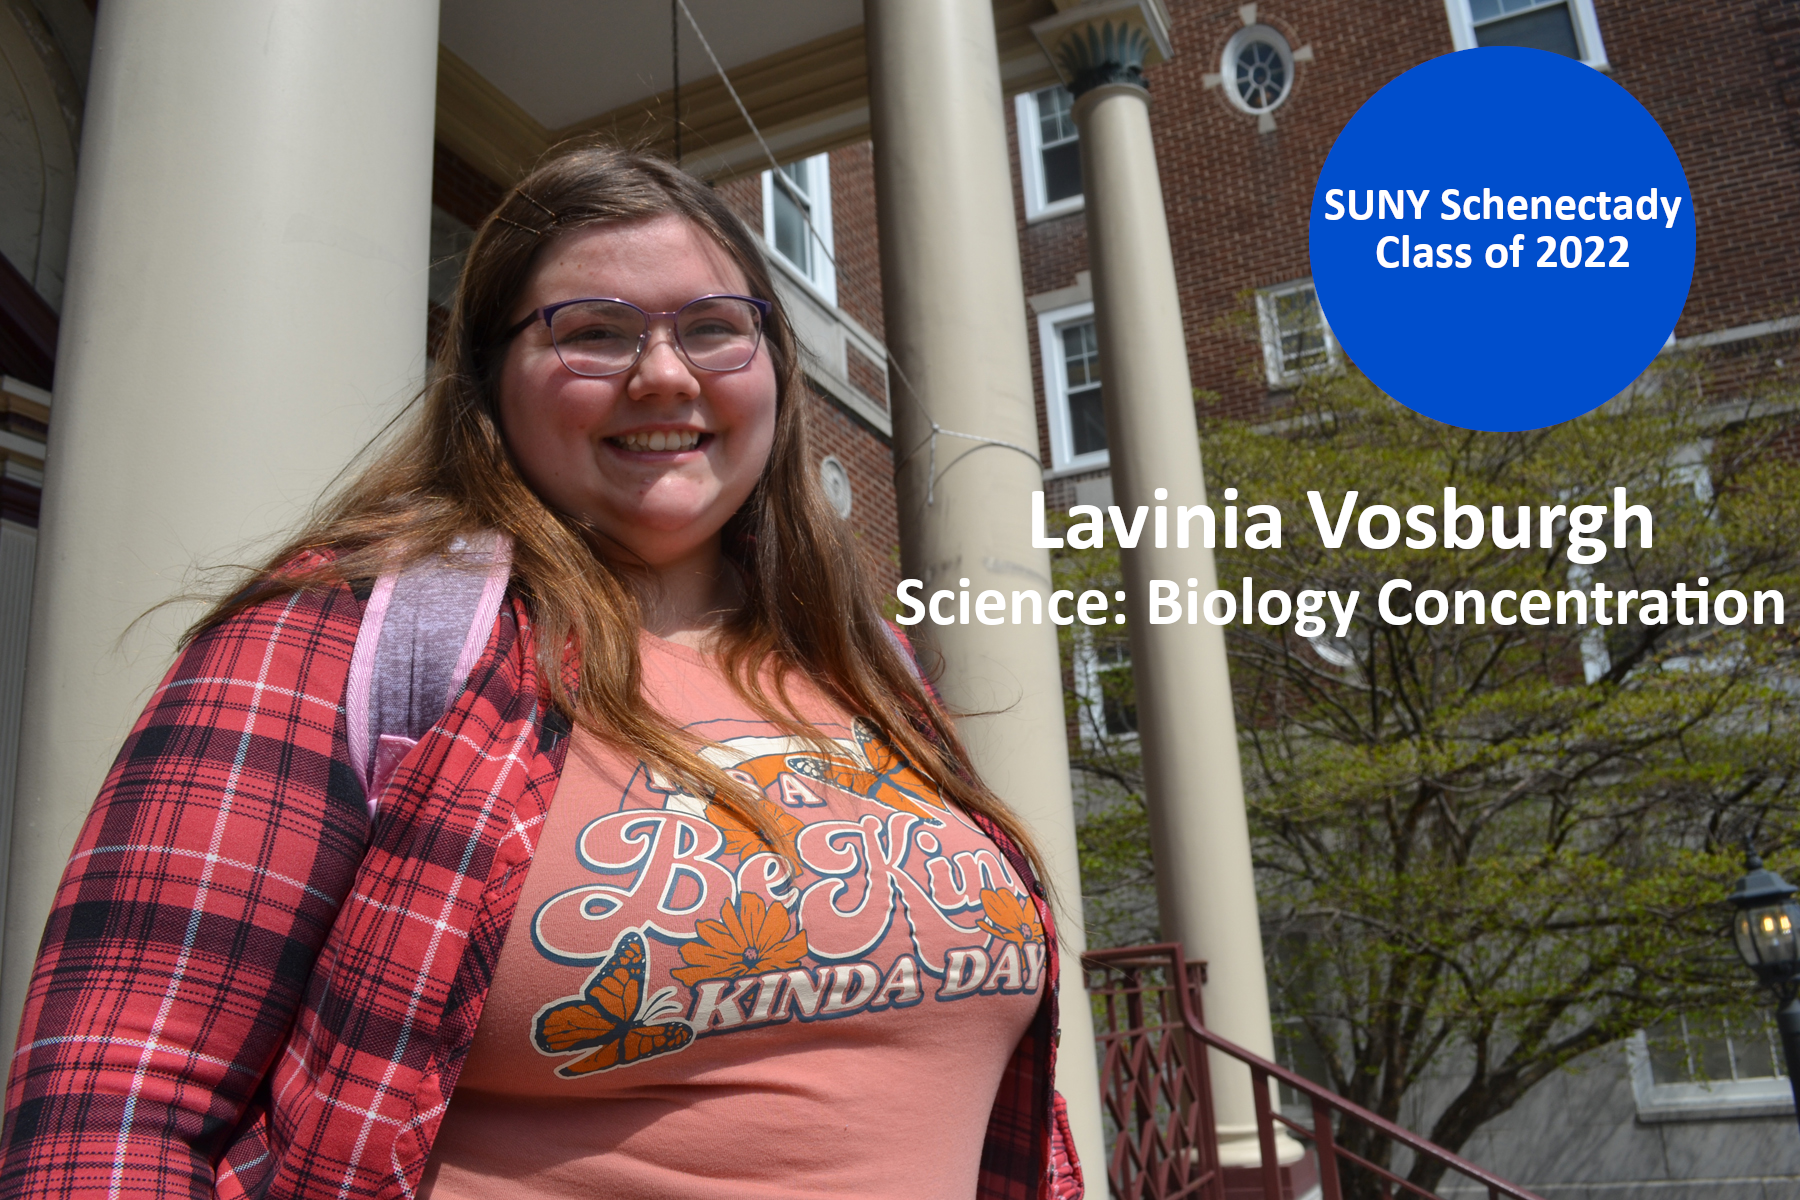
[1442,0,1609,70]
[1,377,49,408]
[1677,314,1800,350]
[1256,278,1339,390]
[761,152,836,307]
[1220,24,1295,115]
[1626,1030,1797,1122]
[1036,299,1108,473]
[1016,89,1085,224]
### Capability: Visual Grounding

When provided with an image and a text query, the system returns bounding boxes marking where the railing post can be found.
[1252,1064,1281,1200]
[1311,1096,1343,1200]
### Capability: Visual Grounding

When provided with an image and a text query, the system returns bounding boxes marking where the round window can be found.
[818,455,853,518]
[1221,25,1294,115]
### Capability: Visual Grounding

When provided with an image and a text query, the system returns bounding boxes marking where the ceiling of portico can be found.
[435,0,1060,186]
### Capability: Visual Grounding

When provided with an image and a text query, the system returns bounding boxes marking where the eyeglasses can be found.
[501,294,772,377]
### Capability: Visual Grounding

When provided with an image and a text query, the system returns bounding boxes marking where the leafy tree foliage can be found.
[1063,367,1800,1193]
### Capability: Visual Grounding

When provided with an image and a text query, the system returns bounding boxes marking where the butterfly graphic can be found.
[785,718,945,822]
[533,930,694,1077]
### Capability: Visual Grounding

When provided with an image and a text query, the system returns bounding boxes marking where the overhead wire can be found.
[674,0,1043,507]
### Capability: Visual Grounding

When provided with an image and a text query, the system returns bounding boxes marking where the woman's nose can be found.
[629,327,700,398]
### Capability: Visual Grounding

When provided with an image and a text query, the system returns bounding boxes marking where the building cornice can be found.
[435,3,1066,189]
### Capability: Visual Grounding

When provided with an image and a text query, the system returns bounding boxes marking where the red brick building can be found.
[1019,0,1800,518]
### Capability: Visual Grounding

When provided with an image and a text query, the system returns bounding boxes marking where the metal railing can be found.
[1083,945,1547,1200]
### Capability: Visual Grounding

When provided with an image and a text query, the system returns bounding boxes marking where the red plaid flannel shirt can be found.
[0,573,1079,1199]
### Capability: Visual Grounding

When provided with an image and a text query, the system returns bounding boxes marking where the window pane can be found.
[1061,321,1099,388]
[1069,386,1107,457]
[780,160,810,202]
[1272,288,1331,375]
[1733,1025,1778,1080]
[1043,140,1083,204]
[1646,1019,1693,1085]
[1697,1031,1736,1084]
[1101,668,1138,735]
[773,179,810,273]
[1474,4,1581,58]
[1036,86,1077,145]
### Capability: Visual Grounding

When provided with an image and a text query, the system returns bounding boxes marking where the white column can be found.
[1035,0,1303,1172]
[0,0,439,1062]
[863,0,1108,1179]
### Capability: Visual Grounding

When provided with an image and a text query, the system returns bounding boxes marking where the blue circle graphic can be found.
[1309,48,1694,432]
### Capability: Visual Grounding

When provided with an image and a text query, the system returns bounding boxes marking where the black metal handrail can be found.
[1084,944,1547,1200]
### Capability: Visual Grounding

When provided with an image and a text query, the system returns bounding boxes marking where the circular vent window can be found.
[1222,25,1294,115]
[819,455,853,518]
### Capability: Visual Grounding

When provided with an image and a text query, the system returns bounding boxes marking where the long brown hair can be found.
[196,143,1045,880]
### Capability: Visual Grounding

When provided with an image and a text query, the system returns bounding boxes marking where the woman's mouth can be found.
[610,430,705,453]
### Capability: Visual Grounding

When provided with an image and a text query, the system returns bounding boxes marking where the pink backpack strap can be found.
[345,572,397,801]
[345,533,513,815]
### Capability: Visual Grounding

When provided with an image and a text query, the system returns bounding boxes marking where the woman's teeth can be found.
[614,430,702,452]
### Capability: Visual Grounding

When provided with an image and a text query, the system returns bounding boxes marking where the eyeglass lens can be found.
[547,296,764,377]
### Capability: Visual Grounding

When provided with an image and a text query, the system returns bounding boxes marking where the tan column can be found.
[863,0,1107,1177]
[1,0,438,1060]
[1036,0,1302,1170]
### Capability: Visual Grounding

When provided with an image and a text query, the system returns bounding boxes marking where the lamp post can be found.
[1726,840,1800,1128]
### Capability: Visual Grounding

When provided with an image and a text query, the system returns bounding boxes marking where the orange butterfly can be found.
[786,718,945,821]
[533,930,694,1077]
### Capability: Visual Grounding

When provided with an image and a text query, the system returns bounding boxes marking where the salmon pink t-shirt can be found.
[419,634,1045,1200]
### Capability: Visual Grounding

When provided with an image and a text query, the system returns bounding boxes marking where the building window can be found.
[1443,0,1608,69]
[1015,86,1083,222]
[1221,25,1295,115]
[1036,300,1108,473]
[1629,1018,1795,1121]
[818,454,853,519]
[1256,280,1339,389]
[762,153,836,305]
[1074,633,1137,746]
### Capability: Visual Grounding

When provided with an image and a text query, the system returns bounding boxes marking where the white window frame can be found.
[1015,87,1084,224]
[1627,1027,1795,1122]
[1036,299,1108,475]
[762,153,836,306]
[1255,279,1340,390]
[1072,631,1138,748]
[1443,0,1609,70]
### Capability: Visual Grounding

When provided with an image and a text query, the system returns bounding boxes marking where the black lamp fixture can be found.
[1727,838,1800,1128]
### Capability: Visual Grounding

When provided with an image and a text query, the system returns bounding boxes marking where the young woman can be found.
[0,146,1083,1199]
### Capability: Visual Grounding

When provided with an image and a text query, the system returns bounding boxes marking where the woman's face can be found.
[497,214,779,570]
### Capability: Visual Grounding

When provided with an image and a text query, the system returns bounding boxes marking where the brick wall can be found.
[1150,0,1455,421]
[716,173,761,233]
[829,143,886,341]
[805,383,901,596]
[1605,0,1800,338]
[1014,0,1800,426]
[433,142,504,229]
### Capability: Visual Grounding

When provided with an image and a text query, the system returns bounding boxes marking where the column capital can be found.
[1030,0,1173,99]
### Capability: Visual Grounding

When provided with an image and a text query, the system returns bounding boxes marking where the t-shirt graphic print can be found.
[425,634,1043,1200]
[519,708,1045,1077]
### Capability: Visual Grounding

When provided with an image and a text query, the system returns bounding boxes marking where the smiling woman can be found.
[0,144,1084,1200]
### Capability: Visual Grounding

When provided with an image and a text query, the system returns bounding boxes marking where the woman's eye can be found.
[562,324,632,344]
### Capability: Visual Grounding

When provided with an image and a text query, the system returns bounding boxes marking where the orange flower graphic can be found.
[707,796,803,865]
[977,888,1044,946]
[674,893,809,986]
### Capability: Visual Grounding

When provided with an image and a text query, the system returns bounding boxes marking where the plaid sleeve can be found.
[0,580,369,1197]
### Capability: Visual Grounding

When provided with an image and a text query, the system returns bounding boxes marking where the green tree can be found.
[1064,366,1800,1195]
